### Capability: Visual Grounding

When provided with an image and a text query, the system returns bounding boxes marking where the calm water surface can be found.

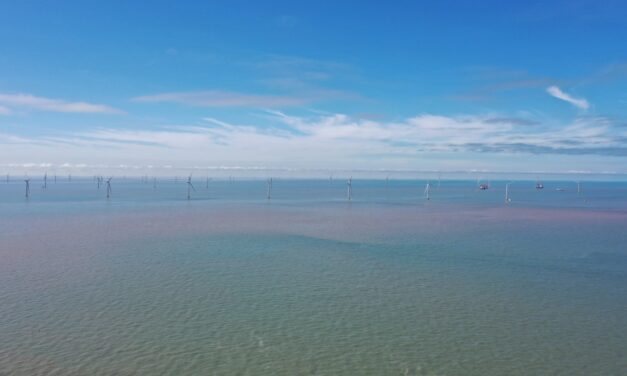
[1,179,626,375]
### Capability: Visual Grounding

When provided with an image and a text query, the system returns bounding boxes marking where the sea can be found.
[1,178,626,375]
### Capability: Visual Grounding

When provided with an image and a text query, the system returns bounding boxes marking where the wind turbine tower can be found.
[347,177,353,201]
[186,175,196,200]
[106,178,112,199]
[24,179,30,198]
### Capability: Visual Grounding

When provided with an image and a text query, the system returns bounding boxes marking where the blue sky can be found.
[1,1,626,175]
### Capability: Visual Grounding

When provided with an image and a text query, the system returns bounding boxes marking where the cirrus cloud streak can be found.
[546,86,590,110]
[0,93,124,114]
[133,90,308,108]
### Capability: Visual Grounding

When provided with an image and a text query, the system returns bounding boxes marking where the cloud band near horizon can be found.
[1,112,625,175]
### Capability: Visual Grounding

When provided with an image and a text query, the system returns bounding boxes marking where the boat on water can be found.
[478,183,489,190]
[535,181,544,190]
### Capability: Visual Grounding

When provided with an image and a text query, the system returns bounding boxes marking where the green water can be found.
[1,182,627,375]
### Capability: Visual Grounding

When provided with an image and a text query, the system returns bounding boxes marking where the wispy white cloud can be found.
[133,90,308,108]
[0,105,10,115]
[0,93,124,114]
[0,132,35,143]
[546,86,590,110]
[2,112,625,175]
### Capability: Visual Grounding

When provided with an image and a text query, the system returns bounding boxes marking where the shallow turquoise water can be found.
[1,179,626,375]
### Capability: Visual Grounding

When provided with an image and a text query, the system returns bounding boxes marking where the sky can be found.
[1,0,627,177]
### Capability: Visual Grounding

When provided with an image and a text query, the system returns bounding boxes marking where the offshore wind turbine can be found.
[42,173,47,189]
[106,177,112,199]
[347,177,353,201]
[6,174,9,183]
[153,177,157,189]
[186,175,196,200]
[24,178,30,198]
[505,182,512,203]
[266,177,273,199]
[424,182,431,200]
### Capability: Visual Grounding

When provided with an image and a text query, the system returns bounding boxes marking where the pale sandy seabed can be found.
[1,193,627,375]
